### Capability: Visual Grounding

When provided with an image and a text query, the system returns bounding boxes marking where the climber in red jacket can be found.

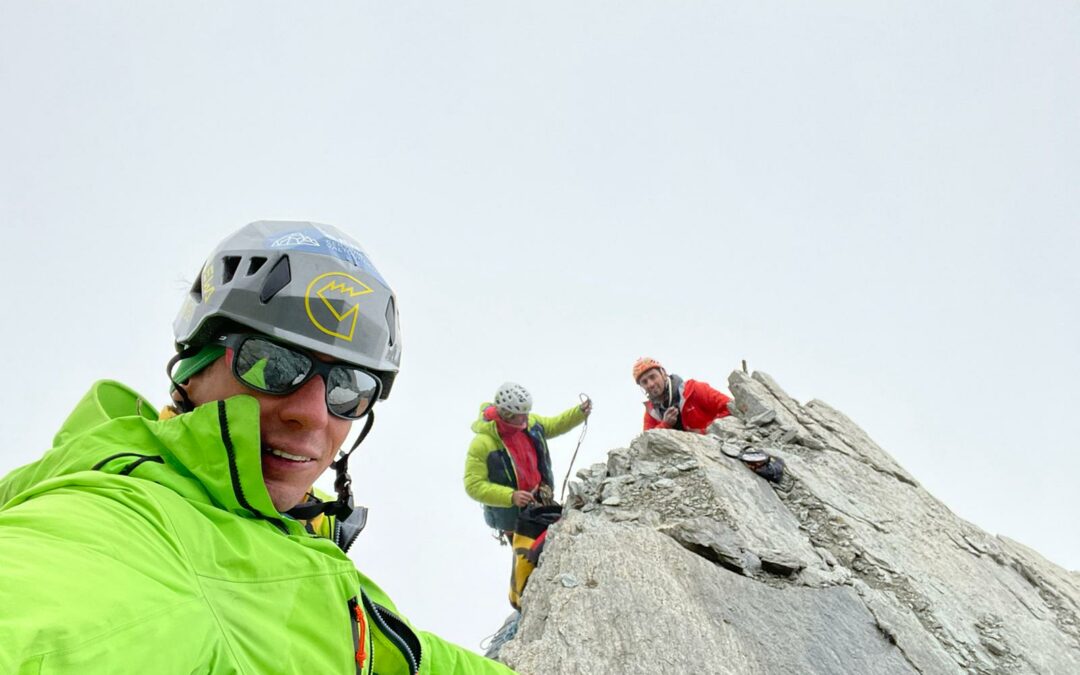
[633,357,736,433]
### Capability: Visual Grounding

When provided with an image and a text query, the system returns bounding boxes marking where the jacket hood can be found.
[471,402,499,436]
[471,401,538,437]
[1,380,156,503]
[0,380,296,533]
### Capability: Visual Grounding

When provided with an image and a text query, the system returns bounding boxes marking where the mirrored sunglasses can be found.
[214,333,380,420]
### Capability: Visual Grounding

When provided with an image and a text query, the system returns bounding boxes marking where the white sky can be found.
[1,1,1077,653]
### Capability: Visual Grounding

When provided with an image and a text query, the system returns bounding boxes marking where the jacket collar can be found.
[471,401,539,440]
[645,374,686,416]
[153,395,285,525]
[7,380,292,532]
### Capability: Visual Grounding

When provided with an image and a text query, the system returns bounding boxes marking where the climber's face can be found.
[637,368,667,398]
[498,409,529,428]
[184,348,352,513]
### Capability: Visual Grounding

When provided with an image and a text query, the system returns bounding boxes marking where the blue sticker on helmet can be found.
[267,227,388,286]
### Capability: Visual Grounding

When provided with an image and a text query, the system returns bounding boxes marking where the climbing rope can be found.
[559,393,591,502]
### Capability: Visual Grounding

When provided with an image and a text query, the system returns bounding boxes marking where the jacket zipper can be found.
[216,402,288,534]
[347,597,371,674]
[362,593,420,675]
[503,448,520,488]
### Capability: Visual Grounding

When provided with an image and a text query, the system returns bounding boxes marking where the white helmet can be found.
[494,382,532,416]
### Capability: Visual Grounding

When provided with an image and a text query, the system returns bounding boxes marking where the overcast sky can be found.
[2,1,1077,652]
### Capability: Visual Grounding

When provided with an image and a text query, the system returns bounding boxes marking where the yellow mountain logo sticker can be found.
[304,272,373,341]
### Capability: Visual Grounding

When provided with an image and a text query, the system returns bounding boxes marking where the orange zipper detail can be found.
[353,601,368,668]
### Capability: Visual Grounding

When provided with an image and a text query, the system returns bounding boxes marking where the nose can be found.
[278,375,330,428]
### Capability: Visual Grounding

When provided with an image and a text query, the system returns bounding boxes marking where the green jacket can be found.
[463,403,585,531]
[0,380,515,675]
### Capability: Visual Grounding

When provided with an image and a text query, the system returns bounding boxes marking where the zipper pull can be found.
[347,597,369,673]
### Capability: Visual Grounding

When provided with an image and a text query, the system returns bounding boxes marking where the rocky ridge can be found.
[498,371,1080,674]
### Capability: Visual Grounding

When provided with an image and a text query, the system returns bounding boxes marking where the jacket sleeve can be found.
[643,409,663,430]
[418,631,517,674]
[696,381,733,420]
[463,435,515,507]
[532,404,586,439]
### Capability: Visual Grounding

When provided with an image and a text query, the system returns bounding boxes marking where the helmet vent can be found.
[189,274,203,302]
[385,297,397,346]
[246,257,268,276]
[221,256,241,285]
[259,255,292,303]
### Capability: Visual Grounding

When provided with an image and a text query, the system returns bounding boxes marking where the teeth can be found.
[266,448,313,462]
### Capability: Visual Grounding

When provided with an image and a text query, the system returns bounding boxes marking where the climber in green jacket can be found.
[464,382,590,537]
[0,220,515,675]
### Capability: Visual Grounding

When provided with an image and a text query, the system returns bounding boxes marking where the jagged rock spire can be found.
[498,371,1080,674]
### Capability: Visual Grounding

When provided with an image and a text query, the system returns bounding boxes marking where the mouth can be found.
[262,445,316,464]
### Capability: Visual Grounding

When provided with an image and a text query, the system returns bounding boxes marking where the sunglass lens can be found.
[235,337,312,393]
[232,335,378,419]
[326,367,380,419]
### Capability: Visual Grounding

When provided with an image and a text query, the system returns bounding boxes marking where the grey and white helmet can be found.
[173,220,401,398]
[494,382,532,416]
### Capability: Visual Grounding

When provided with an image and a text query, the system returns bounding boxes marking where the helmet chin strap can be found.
[286,410,375,522]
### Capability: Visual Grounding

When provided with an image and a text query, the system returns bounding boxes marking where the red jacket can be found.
[643,378,732,433]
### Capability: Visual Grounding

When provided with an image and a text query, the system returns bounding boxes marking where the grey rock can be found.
[707,415,750,440]
[727,373,777,425]
[720,441,744,458]
[567,462,610,510]
[660,516,754,575]
[576,461,608,484]
[599,475,635,505]
[609,510,641,523]
[606,448,632,477]
[651,478,677,491]
[757,549,805,576]
[497,370,1080,675]
[503,512,918,675]
[563,480,588,510]
[555,573,580,588]
[674,459,699,471]
[747,408,777,426]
